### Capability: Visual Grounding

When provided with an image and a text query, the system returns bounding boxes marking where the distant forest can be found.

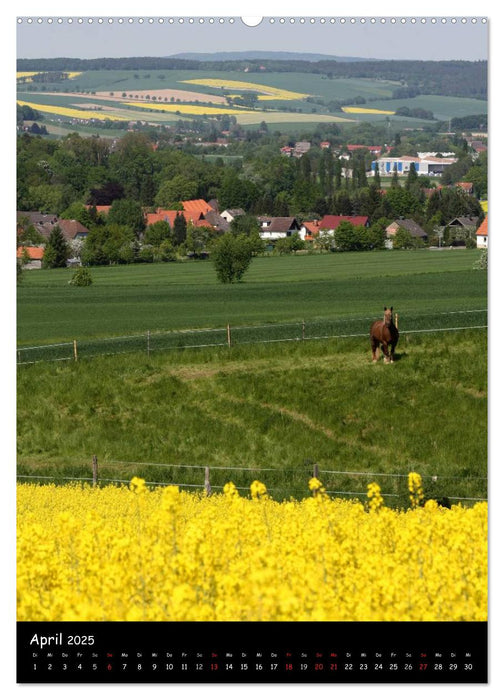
[17,57,487,100]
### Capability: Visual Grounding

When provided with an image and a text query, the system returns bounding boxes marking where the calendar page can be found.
[15,11,488,685]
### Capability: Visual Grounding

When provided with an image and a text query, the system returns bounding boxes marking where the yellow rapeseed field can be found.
[16,71,82,81]
[16,72,40,81]
[17,477,487,623]
[180,78,308,101]
[123,101,256,115]
[342,106,395,115]
[16,100,125,122]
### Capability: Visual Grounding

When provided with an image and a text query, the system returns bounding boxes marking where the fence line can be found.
[15,474,487,503]
[16,308,487,366]
[102,458,486,481]
[16,451,488,504]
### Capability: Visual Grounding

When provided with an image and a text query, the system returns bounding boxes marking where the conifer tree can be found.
[173,212,187,246]
[43,225,69,268]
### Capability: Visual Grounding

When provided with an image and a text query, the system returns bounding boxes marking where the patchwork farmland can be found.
[17,67,487,133]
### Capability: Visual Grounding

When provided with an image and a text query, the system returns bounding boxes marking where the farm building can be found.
[372,155,458,176]
[476,216,488,249]
[385,220,429,248]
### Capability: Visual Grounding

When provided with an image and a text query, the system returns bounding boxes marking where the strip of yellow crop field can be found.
[67,72,83,79]
[16,100,126,121]
[17,479,487,622]
[342,106,395,114]
[124,101,256,115]
[16,72,40,78]
[180,78,308,100]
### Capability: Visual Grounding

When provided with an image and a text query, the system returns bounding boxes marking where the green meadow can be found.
[17,250,486,345]
[17,249,487,504]
[17,330,487,506]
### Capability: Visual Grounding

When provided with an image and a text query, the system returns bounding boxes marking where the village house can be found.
[17,211,58,239]
[292,141,311,158]
[385,219,429,248]
[346,144,383,155]
[16,246,44,269]
[317,215,369,233]
[455,182,474,195]
[446,216,480,246]
[145,199,229,232]
[220,208,245,223]
[57,219,90,242]
[476,216,488,249]
[300,220,321,241]
[257,216,301,241]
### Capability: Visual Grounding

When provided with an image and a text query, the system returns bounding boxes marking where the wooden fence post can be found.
[227,324,231,348]
[204,466,211,496]
[73,340,78,362]
[92,455,98,486]
[312,463,320,496]
[395,313,399,330]
[147,330,151,357]
[302,319,305,341]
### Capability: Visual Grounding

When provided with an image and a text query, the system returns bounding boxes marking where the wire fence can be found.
[16,308,488,366]
[17,456,488,507]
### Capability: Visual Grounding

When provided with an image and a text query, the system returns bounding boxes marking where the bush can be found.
[211,234,255,284]
[68,268,92,286]
[473,249,488,270]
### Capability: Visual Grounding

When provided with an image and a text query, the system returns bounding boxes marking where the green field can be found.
[18,70,401,100]
[18,70,487,133]
[17,330,487,506]
[17,250,486,346]
[359,95,488,121]
[17,249,487,504]
[18,69,485,131]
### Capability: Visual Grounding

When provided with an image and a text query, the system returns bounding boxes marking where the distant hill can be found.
[169,51,373,62]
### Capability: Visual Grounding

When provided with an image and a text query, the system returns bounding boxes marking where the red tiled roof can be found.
[145,200,213,228]
[319,215,369,230]
[85,205,111,214]
[477,216,488,236]
[145,210,208,228]
[17,246,44,260]
[182,199,213,215]
[303,220,320,235]
[347,144,382,153]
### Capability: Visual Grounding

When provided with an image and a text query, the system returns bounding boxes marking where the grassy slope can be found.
[17,250,486,344]
[17,330,487,506]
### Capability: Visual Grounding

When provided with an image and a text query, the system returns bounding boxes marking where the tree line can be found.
[17,57,487,99]
[17,128,485,273]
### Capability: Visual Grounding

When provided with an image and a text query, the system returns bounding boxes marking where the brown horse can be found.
[370,307,399,363]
